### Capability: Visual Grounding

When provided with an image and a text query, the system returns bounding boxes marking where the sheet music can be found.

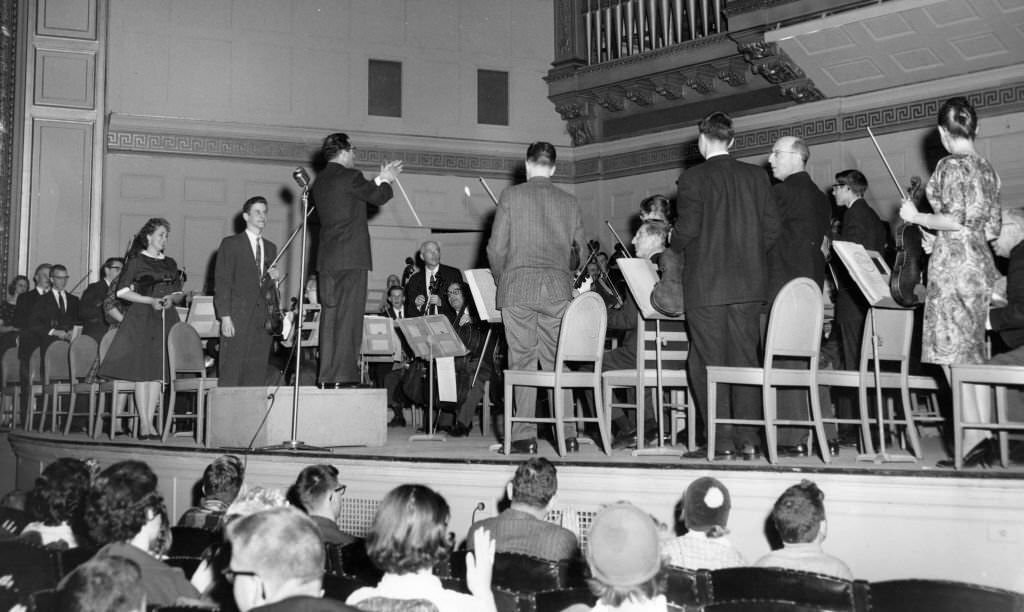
[464,268,501,323]
[361,315,396,356]
[618,258,683,320]
[832,241,902,309]
[186,295,220,337]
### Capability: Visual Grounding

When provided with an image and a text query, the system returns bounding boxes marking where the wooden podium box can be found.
[207,387,387,448]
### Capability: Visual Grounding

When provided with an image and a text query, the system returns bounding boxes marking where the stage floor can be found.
[8,421,1023,478]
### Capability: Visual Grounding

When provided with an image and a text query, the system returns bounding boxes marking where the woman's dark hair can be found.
[937,96,978,140]
[7,274,29,297]
[84,460,170,554]
[124,217,170,259]
[27,457,91,528]
[366,484,451,574]
[771,479,826,544]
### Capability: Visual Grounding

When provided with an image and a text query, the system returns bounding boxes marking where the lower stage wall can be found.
[3,432,1023,593]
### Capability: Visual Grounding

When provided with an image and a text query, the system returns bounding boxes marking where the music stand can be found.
[396,315,467,442]
[618,258,686,457]
[360,315,398,384]
[833,241,916,464]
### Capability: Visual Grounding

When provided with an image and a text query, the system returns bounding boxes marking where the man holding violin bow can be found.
[215,195,281,387]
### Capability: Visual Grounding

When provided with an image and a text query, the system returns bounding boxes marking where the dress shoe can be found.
[565,437,580,453]
[388,416,407,428]
[448,422,471,438]
[335,382,371,389]
[739,443,762,461]
[503,438,538,455]
[937,438,993,468]
[682,446,737,460]
[778,443,809,458]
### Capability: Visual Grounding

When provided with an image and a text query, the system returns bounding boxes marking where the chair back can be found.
[490,552,587,593]
[0,540,62,596]
[0,507,32,536]
[68,335,99,382]
[706,567,859,611]
[98,327,118,361]
[168,526,217,558]
[168,322,206,377]
[27,588,59,612]
[664,565,704,609]
[324,539,384,585]
[857,308,912,373]
[321,572,370,602]
[43,341,71,383]
[556,292,607,367]
[355,597,441,612]
[1,347,19,386]
[764,278,823,369]
[869,578,1024,612]
[300,304,322,348]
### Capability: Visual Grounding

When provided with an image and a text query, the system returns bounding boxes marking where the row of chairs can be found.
[0,323,216,445]
[502,279,1022,467]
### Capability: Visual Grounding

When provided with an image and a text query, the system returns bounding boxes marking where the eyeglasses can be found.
[770,149,800,157]
[222,568,259,584]
[51,275,69,280]
[831,184,848,191]
[334,484,347,496]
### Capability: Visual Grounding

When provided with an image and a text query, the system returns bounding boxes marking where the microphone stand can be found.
[260,172,329,453]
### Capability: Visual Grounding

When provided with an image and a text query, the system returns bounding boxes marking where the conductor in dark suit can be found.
[674,112,780,460]
[215,196,280,386]
[311,133,403,388]
[80,257,124,342]
[403,240,462,317]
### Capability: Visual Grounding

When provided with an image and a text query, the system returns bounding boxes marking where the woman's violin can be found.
[889,176,926,307]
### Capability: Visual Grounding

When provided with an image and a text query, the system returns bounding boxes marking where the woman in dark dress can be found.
[99,218,184,439]
[0,275,29,356]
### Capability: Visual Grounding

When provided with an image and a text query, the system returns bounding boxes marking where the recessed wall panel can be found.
[34,48,96,108]
[37,0,97,39]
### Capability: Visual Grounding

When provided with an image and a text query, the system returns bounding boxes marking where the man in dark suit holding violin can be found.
[215,196,280,387]
[675,112,780,460]
[312,133,403,388]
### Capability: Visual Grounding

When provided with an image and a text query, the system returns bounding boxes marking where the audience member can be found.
[755,479,852,579]
[55,556,146,612]
[569,502,668,612]
[288,464,357,546]
[178,455,245,530]
[22,457,91,548]
[347,484,496,612]
[466,458,578,561]
[85,460,201,606]
[225,507,358,612]
[0,274,28,357]
[661,477,744,570]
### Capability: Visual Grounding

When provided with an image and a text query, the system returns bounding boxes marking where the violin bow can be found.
[267,205,315,271]
[68,269,91,295]
[393,176,424,227]
[866,126,908,200]
[478,177,499,206]
[605,220,631,255]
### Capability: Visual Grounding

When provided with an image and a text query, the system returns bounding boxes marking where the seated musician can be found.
[441,281,494,438]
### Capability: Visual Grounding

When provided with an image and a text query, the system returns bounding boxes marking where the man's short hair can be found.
[34,263,52,279]
[226,507,324,586]
[387,285,404,299]
[57,556,145,612]
[367,484,450,574]
[790,137,810,163]
[511,458,559,508]
[698,112,734,143]
[526,141,557,167]
[102,257,124,272]
[50,264,68,277]
[637,220,670,247]
[321,132,352,160]
[771,479,826,544]
[202,455,245,503]
[290,464,339,513]
[835,169,868,197]
[243,196,268,215]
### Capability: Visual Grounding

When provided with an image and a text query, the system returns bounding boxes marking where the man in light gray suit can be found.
[487,142,584,454]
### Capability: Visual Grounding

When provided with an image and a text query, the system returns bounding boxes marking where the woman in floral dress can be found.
[900,96,1001,467]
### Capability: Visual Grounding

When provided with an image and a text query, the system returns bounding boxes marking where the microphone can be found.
[292,167,310,190]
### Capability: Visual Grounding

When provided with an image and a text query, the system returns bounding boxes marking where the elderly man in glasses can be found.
[81,257,124,342]
[225,506,359,612]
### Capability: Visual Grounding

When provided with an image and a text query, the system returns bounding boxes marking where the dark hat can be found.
[586,502,661,587]
[683,477,731,533]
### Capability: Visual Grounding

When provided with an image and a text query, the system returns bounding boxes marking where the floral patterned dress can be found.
[922,152,1001,365]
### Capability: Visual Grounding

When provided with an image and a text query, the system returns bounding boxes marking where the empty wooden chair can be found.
[162,322,218,445]
[62,335,100,435]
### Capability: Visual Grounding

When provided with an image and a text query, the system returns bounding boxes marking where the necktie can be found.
[255,238,262,272]
[58,292,66,313]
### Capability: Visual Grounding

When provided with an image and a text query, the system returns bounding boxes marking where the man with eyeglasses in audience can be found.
[225,506,359,611]
[287,464,356,547]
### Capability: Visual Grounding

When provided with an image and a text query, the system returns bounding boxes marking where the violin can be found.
[262,273,283,335]
[889,176,926,307]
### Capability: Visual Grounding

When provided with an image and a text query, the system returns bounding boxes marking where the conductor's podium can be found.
[207,386,386,448]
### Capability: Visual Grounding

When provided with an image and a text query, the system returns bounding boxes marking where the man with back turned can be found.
[311,133,402,388]
[487,141,584,454]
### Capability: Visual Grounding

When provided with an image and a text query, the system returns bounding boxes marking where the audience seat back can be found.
[664,565,704,610]
[0,540,61,599]
[324,539,384,585]
[26,588,58,612]
[707,567,861,611]
[868,578,1024,612]
[169,526,217,559]
[322,572,370,602]
[490,552,586,593]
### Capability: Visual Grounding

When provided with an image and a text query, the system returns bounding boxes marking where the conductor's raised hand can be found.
[378,160,404,183]
[465,527,495,596]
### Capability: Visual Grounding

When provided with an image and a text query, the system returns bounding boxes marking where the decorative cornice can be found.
[545,33,734,83]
